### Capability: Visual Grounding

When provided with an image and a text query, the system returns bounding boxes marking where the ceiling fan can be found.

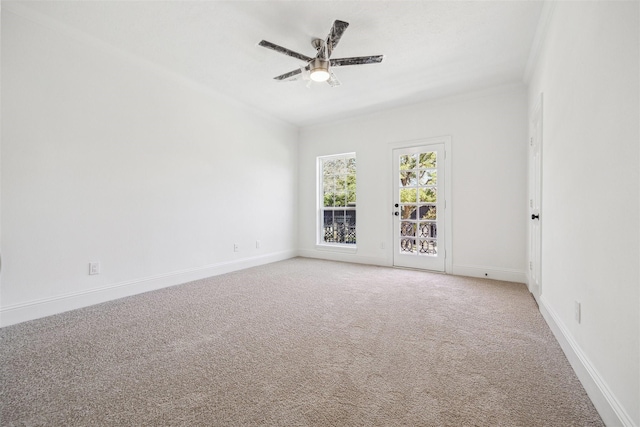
[258,20,384,87]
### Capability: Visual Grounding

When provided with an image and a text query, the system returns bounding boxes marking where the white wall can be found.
[298,85,529,282]
[528,2,639,426]
[1,8,299,326]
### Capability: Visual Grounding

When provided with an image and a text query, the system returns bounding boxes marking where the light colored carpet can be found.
[1,257,603,426]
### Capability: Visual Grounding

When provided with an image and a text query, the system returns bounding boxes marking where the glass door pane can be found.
[393,144,445,271]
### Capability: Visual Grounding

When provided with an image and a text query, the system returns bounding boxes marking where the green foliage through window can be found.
[320,154,356,245]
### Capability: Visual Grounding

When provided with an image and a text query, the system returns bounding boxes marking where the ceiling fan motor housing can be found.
[310,58,329,73]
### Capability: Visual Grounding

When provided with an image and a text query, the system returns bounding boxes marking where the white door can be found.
[529,96,542,296]
[393,144,445,271]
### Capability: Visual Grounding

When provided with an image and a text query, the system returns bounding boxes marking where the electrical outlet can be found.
[574,301,581,324]
[233,243,239,252]
[89,262,100,275]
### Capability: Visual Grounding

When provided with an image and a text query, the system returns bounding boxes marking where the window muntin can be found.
[398,151,438,255]
[318,153,356,245]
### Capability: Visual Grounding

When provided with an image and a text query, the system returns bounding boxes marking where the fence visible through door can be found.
[393,144,446,271]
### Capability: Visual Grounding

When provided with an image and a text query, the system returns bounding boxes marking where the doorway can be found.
[392,138,451,272]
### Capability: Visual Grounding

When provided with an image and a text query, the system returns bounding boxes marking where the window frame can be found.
[316,152,357,253]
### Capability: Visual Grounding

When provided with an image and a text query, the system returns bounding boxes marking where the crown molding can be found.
[523,1,558,84]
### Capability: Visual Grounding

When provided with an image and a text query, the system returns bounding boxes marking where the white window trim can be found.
[316,152,357,252]
[314,243,358,253]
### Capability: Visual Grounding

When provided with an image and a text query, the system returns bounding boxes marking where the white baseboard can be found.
[297,253,527,283]
[297,249,390,267]
[0,250,297,327]
[452,264,527,283]
[539,296,636,427]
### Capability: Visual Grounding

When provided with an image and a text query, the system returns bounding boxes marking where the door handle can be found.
[531,214,540,220]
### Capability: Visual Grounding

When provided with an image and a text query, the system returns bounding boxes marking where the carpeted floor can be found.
[1,257,603,426]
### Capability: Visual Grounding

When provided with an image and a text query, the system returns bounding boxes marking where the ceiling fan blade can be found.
[273,68,303,81]
[325,20,349,58]
[259,40,313,62]
[330,55,385,67]
[327,71,341,87]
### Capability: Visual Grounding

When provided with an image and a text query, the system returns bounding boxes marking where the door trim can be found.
[389,136,452,273]
[529,94,543,299]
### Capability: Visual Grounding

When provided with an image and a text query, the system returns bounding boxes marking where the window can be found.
[318,153,356,246]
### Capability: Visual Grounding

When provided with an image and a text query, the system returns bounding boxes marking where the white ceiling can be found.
[9,1,544,127]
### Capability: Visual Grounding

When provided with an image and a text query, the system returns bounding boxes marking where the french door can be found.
[392,143,446,271]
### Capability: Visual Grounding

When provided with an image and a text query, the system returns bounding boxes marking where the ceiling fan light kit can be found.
[259,20,384,87]
[309,58,330,82]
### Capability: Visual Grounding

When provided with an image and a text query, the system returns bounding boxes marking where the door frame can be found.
[389,136,452,273]
[529,94,543,299]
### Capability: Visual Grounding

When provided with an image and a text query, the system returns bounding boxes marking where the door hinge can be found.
[529,261,533,270]
[530,137,533,146]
